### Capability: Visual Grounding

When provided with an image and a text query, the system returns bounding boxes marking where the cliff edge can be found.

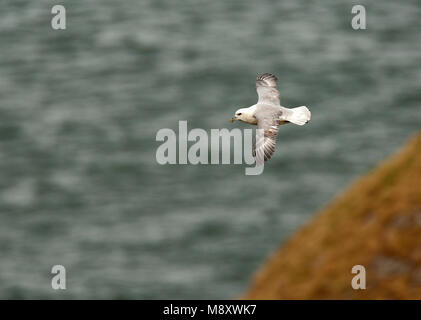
[244,131,421,299]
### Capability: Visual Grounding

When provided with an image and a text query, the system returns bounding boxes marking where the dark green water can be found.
[0,0,420,298]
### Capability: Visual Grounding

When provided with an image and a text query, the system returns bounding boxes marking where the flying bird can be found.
[230,73,311,161]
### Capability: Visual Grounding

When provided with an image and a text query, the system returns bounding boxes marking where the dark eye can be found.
[237,113,242,116]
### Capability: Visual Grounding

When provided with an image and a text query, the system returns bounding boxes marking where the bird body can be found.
[230,73,311,161]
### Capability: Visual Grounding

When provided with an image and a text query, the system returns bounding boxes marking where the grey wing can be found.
[253,110,281,162]
[256,73,280,106]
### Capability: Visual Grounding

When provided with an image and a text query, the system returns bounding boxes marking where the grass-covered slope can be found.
[244,132,421,299]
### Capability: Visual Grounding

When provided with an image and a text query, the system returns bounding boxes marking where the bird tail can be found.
[285,106,311,126]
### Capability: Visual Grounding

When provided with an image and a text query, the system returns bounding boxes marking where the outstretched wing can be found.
[253,110,282,162]
[256,73,280,106]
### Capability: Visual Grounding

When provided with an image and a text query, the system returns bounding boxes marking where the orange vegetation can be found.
[244,131,421,299]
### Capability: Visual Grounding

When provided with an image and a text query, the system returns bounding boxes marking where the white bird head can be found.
[230,107,256,124]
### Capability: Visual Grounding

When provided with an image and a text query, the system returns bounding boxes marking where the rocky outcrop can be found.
[244,132,421,299]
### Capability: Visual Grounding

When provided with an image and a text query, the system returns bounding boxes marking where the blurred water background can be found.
[0,0,420,299]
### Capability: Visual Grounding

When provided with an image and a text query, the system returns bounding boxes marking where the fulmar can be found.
[230,73,311,162]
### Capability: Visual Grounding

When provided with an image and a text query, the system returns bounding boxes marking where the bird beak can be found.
[230,117,236,123]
